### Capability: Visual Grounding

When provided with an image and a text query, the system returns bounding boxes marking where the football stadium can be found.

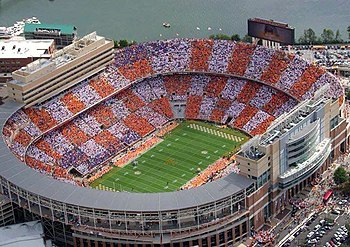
[1,36,348,247]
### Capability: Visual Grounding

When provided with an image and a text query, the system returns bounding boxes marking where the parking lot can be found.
[281,199,350,247]
[281,45,350,69]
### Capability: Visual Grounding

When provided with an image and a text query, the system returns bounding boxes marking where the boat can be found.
[0,17,41,39]
[162,22,171,28]
[0,27,11,39]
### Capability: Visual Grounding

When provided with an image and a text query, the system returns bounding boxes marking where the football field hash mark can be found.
[91,121,248,193]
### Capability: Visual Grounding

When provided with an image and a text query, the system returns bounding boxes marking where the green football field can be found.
[91,121,249,193]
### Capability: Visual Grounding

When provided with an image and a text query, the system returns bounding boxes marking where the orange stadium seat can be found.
[189,39,214,71]
[227,43,256,76]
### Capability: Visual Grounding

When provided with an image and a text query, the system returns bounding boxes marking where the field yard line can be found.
[119,138,165,168]
[175,131,234,152]
[189,120,247,138]
[132,126,233,178]
[139,142,203,176]
[129,130,224,186]
[93,121,248,192]
[103,157,186,187]
[128,158,188,183]
[98,137,225,190]
[190,123,237,140]
[102,145,198,190]
[102,168,167,192]
[102,146,199,191]
[180,125,235,144]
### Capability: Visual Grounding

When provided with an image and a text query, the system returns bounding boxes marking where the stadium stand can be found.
[2,39,343,182]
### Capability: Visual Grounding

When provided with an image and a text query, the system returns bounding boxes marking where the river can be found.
[0,0,349,42]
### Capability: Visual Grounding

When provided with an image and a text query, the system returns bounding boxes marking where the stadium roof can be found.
[0,221,45,247]
[0,100,254,212]
[0,39,54,59]
[24,23,76,35]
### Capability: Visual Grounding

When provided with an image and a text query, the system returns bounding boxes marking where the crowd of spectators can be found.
[290,65,325,99]
[208,39,235,73]
[244,46,275,80]
[156,122,179,137]
[189,39,213,71]
[164,75,190,100]
[260,51,294,84]
[112,137,161,168]
[253,230,275,244]
[227,42,256,76]
[182,158,231,189]
[15,73,290,178]
[2,38,344,184]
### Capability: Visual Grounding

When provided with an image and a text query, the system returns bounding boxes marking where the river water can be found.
[0,0,349,42]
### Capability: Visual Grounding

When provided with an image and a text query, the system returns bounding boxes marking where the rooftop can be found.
[0,39,54,59]
[0,221,46,247]
[11,32,104,85]
[24,23,76,35]
[259,96,326,146]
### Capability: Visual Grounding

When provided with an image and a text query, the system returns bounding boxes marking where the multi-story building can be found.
[0,194,15,227]
[0,39,55,84]
[24,23,77,49]
[236,89,348,224]
[6,32,114,107]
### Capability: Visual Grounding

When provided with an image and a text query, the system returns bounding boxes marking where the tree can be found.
[119,40,129,48]
[335,29,343,43]
[341,180,350,195]
[347,26,350,40]
[298,28,318,44]
[231,33,241,41]
[113,40,119,48]
[321,28,335,44]
[113,39,136,49]
[346,91,350,101]
[334,167,348,185]
[242,34,252,43]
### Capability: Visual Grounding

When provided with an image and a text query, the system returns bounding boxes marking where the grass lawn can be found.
[91,120,249,193]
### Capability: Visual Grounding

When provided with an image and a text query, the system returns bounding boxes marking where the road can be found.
[275,155,350,247]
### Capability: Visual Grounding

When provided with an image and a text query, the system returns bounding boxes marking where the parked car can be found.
[307,231,315,239]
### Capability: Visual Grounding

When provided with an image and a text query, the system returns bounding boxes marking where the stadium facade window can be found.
[211,235,216,245]
[330,116,339,129]
[235,225,240,239]
[219,232,225,244]
[242,221,247,234]
[202,237,208,247]
[227,229,233,241]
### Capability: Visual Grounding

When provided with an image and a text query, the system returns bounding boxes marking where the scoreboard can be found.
[248,18,295,45]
